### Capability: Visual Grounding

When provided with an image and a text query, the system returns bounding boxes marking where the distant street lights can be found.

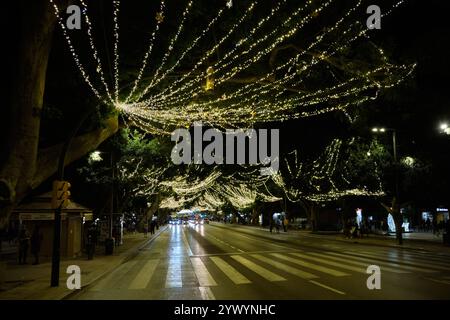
[372,127,397,163]
[439,122,450,135]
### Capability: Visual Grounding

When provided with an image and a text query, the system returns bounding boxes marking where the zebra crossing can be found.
[90,248,450,293]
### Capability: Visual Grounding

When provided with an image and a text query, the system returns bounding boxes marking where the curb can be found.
[62,225,168,300]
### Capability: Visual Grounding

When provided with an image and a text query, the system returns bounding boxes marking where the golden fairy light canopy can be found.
[49,0,415,135]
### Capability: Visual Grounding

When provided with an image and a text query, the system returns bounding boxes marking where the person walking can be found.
[150,220,155,235]
[18,226,30,265]
[30,226,43,265]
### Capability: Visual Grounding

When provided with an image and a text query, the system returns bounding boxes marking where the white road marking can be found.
[271,253,350,277]
[251,254,318,280]
[210,256,251,284]
[128,259,159,290]
[199,286,216,300]
[353,251,450,271]
[326,252,435,273]
[309,280,346,295]
[231,255,286,282]
[182,228,194,256]
[165,260,182,288]
[191,257,218,287]
[311,252,408,274]
[290,253,368,274]
[92,260,139,291]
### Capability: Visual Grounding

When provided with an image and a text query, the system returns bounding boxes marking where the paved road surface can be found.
[70,222,450,300]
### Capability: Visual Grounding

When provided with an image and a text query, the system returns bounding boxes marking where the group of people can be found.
[418,218,447,235]
[269,218,287,233]
[17,225,43,265]
[343,218,370,239]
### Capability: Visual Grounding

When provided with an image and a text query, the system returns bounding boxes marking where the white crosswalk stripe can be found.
[307,252,408,274]
[128,259,159,290]
[120,247,449,291]
[289,252,379,274]
[210,256,251,284]
[93,260,140,291]
[251,254,318,280]
[325,252,436,273]
[352,251,450,271]
[270,253,350,277]
[191,257,218,287]
[230,255,286,282]
[165,262,182,288]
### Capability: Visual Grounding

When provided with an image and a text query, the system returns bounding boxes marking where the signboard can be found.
[19,212,69,221]
[20,213,54,221]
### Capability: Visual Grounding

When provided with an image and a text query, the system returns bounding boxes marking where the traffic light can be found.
[52,180,71,209]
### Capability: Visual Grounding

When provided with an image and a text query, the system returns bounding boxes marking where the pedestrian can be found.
[30,225,43,265]
[275,219,281,233]
[86,228,94,260]
[18,226,30,265]
[150,220,155,235]
[143,223,148,238]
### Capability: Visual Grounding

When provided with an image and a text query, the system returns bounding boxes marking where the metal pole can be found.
[392,130,399,199]
[51,107,97,287]
[110,152,114,239]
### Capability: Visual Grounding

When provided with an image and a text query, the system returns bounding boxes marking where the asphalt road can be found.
[71,222,450,300]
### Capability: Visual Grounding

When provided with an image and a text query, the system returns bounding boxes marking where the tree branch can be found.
[32,115,119,189]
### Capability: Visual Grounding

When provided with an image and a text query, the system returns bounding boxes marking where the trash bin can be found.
[105,238,115,255]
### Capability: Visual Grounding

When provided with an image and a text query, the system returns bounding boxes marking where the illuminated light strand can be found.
[48,0,105,103]
[79,0,114,104]
[50,0,413,138]
[143,1,259,105]
[113,0,121,102]
[124,0,166,103]
[147,0,310,107]
[143,2,376,114]
[186,0,327,105]
[134,0,195,102]
[136,6,226,99]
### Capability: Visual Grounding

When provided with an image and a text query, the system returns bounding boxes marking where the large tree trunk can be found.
[0,0,118,227]
[0,0,58,226]
[32,116,119,188]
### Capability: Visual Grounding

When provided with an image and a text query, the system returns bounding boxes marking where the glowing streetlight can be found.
[440,123,450,135]
[89,150,103,162]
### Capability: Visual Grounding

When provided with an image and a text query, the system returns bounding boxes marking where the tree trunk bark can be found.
[0,0,59,226]
[32,116,119,188]
[0,0,117,228]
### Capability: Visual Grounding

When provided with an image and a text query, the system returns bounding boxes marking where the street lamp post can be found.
[89,150,115,254]
[51,106,98,287]
[372,127,402,244]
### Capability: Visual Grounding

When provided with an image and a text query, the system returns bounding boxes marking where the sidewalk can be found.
[0,226,167,300]
[211,222,450,254]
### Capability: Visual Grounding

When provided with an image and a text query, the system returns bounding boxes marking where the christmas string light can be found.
[124,0,166,103]
[79,0,115,104]
[113,0,121,102]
